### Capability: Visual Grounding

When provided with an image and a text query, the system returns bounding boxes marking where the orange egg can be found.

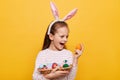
[76,44,82,50]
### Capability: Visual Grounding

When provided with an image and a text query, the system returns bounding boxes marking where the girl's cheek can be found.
[58,37,62,40]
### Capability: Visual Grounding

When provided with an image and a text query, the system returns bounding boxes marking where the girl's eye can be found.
[60,36,64,38]
[66,35,69,38]
[60,35,69,38]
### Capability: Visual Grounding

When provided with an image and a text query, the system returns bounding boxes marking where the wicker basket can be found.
[38,65,72,74]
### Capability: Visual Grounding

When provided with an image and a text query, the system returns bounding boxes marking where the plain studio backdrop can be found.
[0,0,120,80]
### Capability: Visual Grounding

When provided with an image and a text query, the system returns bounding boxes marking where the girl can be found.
[33,2,84,80]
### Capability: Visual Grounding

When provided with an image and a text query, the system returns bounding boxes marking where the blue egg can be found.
[39,64,43,68]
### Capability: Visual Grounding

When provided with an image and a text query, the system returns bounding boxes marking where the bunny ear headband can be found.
[47,1,78,35]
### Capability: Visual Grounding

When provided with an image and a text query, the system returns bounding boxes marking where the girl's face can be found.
[49,26,69,51]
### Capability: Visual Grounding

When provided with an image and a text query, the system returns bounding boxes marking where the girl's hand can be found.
[44,67,70,79]
[74,44,84,59]
[72,44,84,66]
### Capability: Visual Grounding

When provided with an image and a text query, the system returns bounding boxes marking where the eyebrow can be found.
[59,34,69,37]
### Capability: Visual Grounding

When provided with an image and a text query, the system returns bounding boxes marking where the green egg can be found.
[63,64,69,68]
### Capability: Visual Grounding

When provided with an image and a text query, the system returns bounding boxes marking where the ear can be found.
[49,33,54,40]
[50,1,59,20]
[62,8,78,21]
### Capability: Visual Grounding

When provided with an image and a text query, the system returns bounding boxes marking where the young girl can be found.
[33,2,83,80]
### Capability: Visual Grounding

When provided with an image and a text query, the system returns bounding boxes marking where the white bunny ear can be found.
[62,8,78,21]
[50,1,59,20]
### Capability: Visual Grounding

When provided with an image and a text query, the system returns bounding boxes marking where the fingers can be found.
[74,44,84,58]
[56,71,69,76]
[75,49,82,56]
[51,66,59,73]
[58,71,69,74]
[52,68,70,74]
[80,43,84,51]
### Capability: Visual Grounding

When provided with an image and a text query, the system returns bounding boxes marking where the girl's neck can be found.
[48,43,58,51]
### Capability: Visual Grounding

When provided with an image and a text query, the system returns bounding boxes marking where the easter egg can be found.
[39,64,44,68]
[63,64,69,68]
[52,63,58,69]
[43,65,48,69]
[76,44,82,50]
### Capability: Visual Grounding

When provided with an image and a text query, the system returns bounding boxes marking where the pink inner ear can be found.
[50,2,59,19]
[63,8,78,21]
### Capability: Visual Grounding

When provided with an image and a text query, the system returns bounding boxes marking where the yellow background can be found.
[0,0,120,80]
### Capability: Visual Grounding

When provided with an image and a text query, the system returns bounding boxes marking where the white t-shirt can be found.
[33,49,77,80]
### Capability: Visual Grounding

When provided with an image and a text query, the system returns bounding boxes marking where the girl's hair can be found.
[42,21,68,50]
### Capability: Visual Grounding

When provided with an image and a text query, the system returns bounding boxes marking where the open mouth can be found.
[60,43,65,46]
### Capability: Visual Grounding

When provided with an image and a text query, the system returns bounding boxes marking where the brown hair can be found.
[42,21,68,50]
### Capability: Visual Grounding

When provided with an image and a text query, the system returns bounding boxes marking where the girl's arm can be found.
[33,68,69,80]
[43,67,70,79]
[67,44,84,80]
[33,52,51,80]
[33,70,50,80]
[66,55,78,80]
